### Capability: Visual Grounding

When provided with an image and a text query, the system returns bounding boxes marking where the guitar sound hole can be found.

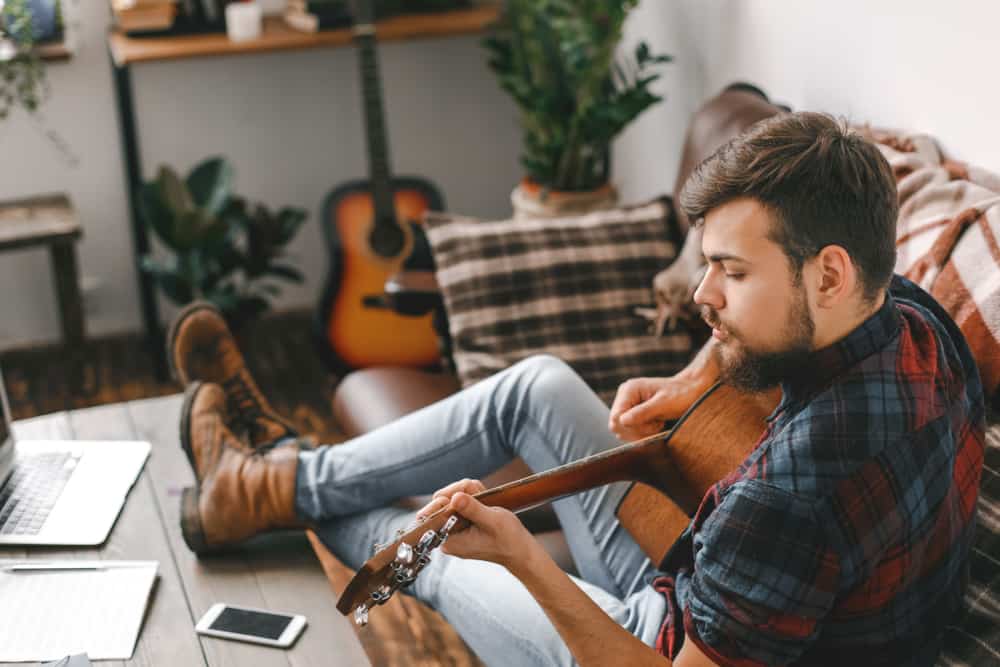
[369,223,405,258]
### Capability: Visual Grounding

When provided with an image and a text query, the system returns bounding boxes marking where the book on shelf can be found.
[111,0,177,32]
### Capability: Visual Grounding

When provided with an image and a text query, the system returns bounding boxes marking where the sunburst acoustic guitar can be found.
[316,0,445,371]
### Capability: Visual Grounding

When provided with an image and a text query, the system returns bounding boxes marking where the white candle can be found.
[226,1,262,42]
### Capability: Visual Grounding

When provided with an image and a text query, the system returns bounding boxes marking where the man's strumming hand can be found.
[608,340,720,442]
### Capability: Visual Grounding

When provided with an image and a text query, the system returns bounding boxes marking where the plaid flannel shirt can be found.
[653,276,986,666]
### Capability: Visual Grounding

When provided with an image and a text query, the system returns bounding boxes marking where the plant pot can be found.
[511,179,619,220]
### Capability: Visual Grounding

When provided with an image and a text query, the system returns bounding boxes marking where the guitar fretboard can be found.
[355,29,396,226]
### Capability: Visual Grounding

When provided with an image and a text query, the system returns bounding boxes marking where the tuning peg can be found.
[416,529,437,555]
[393,567,417,587]
[354,604,369,627]
[396,541,414,565]
[371,584,393,605]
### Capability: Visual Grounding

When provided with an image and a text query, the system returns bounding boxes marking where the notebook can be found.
[0,560,158,661]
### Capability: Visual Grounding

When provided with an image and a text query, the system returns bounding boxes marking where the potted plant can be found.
[138,156,307,331]
[0,0,55,119]
[483,0,671,218]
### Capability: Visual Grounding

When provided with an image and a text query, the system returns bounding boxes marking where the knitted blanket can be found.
[867,128,1000,409]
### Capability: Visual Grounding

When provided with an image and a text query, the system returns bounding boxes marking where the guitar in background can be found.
[315,0,445,370]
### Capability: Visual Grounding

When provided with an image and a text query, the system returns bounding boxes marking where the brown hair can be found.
[680,111,898,302]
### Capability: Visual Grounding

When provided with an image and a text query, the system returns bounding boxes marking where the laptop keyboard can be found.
[0,452,78,535]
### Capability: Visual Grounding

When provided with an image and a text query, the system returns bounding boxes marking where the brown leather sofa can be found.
[328,83,787,571]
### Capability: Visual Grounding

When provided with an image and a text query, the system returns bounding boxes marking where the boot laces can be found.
[222,373,268,442]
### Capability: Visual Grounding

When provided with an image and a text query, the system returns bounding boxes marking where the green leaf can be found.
[275,207,307,244]
[264,263,304,283]
[137,182,180,250]
[140,255,194,304]
[256,282,282,296]
[157,165,194,217]
[186,157,233,217]
[205,285,241,314]
[171,210,205,251]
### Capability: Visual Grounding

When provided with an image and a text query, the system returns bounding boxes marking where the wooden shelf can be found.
[108,4,500,66]
[36,41,72,62]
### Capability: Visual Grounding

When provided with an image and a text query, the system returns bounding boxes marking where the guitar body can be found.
[316,177,444,371]
[614,386,781,567]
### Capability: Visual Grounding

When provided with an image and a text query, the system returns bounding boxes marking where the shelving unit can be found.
[106,4,501,378]
[109,5,500,65]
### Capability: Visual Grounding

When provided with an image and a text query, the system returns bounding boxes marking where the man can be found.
[170,112,984,666]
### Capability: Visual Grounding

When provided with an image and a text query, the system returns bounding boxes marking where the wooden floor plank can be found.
[125,395,369,667]
[68,402,206,667]
[126,395,290,667]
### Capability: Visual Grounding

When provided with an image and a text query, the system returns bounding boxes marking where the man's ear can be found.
[810,245,856,308]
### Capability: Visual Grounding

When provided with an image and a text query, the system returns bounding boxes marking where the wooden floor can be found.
[0,309,483,667]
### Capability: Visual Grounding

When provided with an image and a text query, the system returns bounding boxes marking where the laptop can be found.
[0,365,150,545]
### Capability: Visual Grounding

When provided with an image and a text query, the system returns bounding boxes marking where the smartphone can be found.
[195,603,307,648]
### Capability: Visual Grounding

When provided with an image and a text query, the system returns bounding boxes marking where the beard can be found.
[702,285,816,392]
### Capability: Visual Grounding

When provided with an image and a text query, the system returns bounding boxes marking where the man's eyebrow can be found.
[705,253,749,263]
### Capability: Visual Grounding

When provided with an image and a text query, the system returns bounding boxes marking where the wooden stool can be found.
[0,194,85,347]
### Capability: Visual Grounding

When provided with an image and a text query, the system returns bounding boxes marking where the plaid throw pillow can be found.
[423,199,694,404]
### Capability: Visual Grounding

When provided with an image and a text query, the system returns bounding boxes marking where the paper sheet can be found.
[0,560,158,662]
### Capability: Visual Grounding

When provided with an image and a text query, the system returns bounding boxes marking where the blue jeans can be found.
[297,355,667,667]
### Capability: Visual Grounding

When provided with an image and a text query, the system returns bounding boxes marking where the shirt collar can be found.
[773,292,901,416]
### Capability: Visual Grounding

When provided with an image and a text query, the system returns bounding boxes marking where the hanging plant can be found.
[0,0,50,119]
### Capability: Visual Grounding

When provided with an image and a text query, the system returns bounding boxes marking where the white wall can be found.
[0,1,522,348]
[3,0,997,348]
[616,0,1000,203]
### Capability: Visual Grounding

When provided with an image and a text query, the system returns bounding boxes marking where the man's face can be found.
[693,198,816,391]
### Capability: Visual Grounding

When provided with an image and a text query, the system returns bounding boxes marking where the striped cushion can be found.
[423,200,694,404]
[938,419,1000,667]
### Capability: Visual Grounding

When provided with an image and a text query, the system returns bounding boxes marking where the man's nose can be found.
[693,264,724,310]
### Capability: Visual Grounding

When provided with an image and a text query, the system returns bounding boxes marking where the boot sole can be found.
[180,486,213,555]
[165,300,225,385]
[179,381,205,472]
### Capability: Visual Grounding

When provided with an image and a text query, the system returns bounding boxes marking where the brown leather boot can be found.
[167,301,300,449]
[180,385,304,554]
[180,382,252,475]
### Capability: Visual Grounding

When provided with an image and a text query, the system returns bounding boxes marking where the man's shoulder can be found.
[889,275,983,402]
[762,342,962,499]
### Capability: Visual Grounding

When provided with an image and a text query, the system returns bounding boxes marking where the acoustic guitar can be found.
[315,0,445,371]
[337,382,781,626]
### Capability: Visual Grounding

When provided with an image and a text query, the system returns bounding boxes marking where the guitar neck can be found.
[353,21,395,223]
[337,427,674,615]
[473,430,671,514]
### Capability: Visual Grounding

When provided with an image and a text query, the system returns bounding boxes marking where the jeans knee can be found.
[512,354,588,403]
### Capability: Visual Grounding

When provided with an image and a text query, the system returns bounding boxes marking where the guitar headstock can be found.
[337,509,467,625]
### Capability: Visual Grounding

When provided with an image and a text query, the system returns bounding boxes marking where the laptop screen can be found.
[0,365,15,475]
